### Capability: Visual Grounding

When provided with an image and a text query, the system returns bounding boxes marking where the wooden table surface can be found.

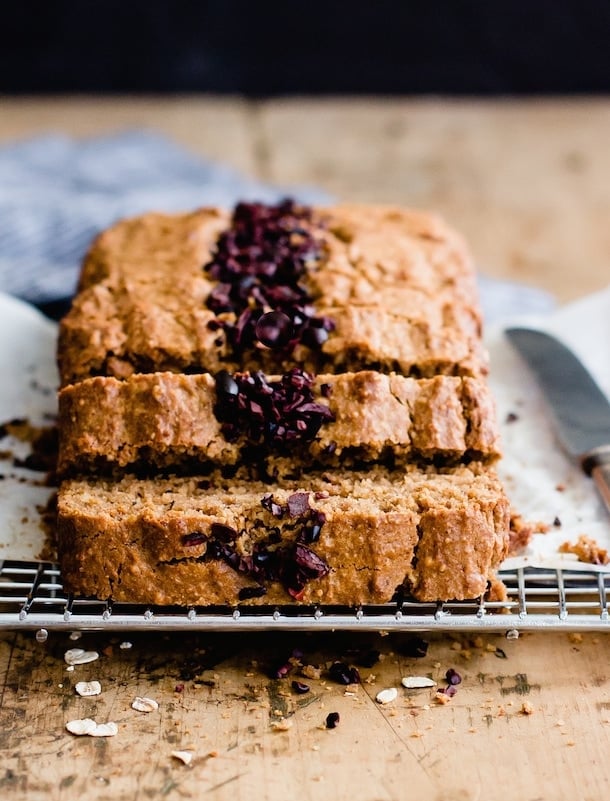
[1,96,610,801]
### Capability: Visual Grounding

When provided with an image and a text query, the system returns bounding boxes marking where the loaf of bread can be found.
[55,200,511,605]
[57,466,510,605]
[57,370,501,476]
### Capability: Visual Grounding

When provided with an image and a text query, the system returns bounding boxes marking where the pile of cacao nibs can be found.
[204,200,334,355]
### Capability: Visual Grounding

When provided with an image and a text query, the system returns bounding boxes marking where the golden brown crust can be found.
[57,204,487,387]
[57,467,510,604]
[57,371,501,475]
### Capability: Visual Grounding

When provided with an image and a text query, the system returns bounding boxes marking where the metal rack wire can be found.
[1,559,610,633]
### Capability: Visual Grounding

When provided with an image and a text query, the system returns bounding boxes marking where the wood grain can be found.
[1,629,609,801]
[1,96,609,800]
[1,96,609,301]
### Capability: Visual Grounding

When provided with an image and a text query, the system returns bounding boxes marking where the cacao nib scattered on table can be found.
[329,661,361,685]
[445,668,462,686]
[292,680,311,694]
[214,368,334,449]
[273,660,294,679]
[398,636,429,658]
[204,200,334,356]
[343,648,381,668]
[325,712,340,729]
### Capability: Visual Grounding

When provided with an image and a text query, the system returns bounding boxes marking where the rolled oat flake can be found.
[171,750,193,765]
[64,648,100,666]
[90,722,118,737]
[132,696,159,713]
[401,676,437,689]
[66,718,97,736]
[375,687,398,704]
[75,680,102,697]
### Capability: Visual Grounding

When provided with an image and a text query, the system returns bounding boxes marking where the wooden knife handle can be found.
[585,445,610,516]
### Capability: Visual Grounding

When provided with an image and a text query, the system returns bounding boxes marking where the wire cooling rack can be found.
[1,559,610,634]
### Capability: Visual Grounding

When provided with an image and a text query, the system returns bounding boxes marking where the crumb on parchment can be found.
[508,513,549,555]
[559,534,609,566]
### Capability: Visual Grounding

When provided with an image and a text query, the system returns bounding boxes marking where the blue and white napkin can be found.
[0,129,554,323]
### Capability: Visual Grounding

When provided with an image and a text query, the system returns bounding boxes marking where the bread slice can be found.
[57,465,510,605]
[57,370,501,476]
[57,204,487,386]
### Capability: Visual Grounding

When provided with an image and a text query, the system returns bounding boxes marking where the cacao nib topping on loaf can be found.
[203,200,334,355]
[214,368,334,448]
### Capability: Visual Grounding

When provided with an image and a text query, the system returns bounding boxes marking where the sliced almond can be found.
[75,680,102,697]
[375,687,398,705]
[66,718,97,736]
[132,696,159,713]
[401,676,437,689]
[64,648,100,666]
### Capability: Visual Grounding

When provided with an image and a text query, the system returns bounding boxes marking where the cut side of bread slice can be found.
[57,465,510,606]
[57,370,501,476]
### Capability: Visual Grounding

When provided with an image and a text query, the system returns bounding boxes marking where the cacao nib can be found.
[261,493,286,518]
[214,368,334,450]
[255,310,294,348]
[181,532,207,547]
[287,492,311,517]
[301,523,322,544]
[273,661,294,679]
[201,498,329,597]
[349,649,381,668]
[203,200,334,357]
[294,544,330,579]
[292,680,310,694]
[210,523,238,541]
[325,712,340,729]
[238,585,267,601]
[398,636,429,658]
[445,668,462,686]
[329,662,361,685]
[215,370,239,397]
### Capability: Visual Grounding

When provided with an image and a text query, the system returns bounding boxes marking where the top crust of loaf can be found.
[57,205,487,386]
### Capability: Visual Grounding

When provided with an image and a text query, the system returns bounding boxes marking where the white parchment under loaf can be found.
[487,285,610,570]
[0,294,58,560]
[0,286,608,568]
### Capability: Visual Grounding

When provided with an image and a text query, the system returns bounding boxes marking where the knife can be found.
[505,327,610,515]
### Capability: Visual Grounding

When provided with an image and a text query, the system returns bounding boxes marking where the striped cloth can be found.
[0,130,328,304]
[0,130,553,322]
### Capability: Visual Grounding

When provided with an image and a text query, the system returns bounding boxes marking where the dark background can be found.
[2,0,610,95]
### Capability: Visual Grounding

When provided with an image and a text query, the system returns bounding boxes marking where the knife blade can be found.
[505,327,610,515]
